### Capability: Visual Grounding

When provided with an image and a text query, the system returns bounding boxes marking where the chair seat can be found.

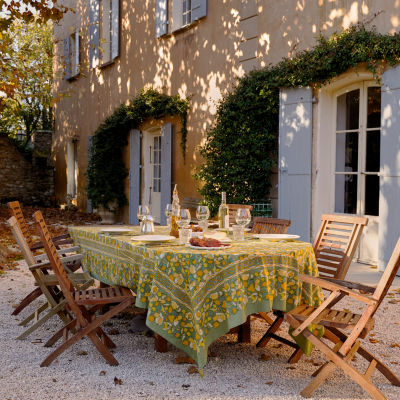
[288,304,374,333]
[40,272,92,287]
[74,286,133,305]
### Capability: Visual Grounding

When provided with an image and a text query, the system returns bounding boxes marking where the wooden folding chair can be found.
[8,216,93,340]
[251,217,291,234]
[8,201,80,316]
[284,237,400,399]
[257,214,368,361]
[227,204,253,225]
[33,211,135,367]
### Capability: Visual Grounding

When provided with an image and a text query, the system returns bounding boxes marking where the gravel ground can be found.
[1,261,400,400]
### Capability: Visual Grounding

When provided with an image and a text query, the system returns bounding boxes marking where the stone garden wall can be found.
[0,131,55,206]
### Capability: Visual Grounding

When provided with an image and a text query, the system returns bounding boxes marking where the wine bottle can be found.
[218,192,229,229]
[170,184,180,238]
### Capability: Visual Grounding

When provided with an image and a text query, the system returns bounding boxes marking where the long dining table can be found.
[69,225,323,370]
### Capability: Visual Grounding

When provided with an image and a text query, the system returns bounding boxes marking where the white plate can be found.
[188,244,232,250]
[100,227,134,234]
[131,235,176,242]
[252,234,300,240]
[216,227,251,232]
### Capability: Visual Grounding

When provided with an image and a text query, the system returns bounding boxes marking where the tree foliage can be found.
[196,24,400,215]
[87,88,189,210]
[0,19,53,144]
[0,0,68,105]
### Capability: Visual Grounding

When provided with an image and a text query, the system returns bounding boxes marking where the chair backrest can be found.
[371,237,400,315]
[251,217,291,234]
[33,211,73,293]
[34,211,88,326]
[8,201,35,248]
[227,204,253,225]
[313,214,368,280]
[7,216,36,267]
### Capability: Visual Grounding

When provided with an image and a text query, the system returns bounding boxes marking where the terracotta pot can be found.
[96,205,117,224]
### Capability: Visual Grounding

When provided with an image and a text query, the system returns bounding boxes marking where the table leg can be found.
[238,316,251,343]
[154,333,168,352]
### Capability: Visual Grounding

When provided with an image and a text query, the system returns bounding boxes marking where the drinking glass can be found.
[196,205,210,221]
[177,208,191,228]
[196,205,210,231]
[137,205,150,222]
[165,204,173,227]
[236,208,251,227]
[178,227,192,245]
[232,224,245,241]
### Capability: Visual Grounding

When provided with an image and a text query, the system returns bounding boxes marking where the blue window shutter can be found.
[278,87,312,242]
[74,30,80,76]
[87,135,93,213]
[129,129,141,225]
[111,0,119,59]
[89,0,100,68]
[192,0,207,21]
[171,0,182,32]
[160,123,172,225]
[156,0,168,37]
[64,36,71,80]
[378,66,400,271]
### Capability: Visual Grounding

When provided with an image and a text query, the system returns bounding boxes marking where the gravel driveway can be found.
[1,261,400,400]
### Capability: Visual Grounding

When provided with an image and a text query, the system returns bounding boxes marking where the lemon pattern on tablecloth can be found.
[69,226,323,369]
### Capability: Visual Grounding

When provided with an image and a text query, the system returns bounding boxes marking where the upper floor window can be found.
[64,30,80,80]
[182,0,192,26]
[89,0,119,68]
[156,0,207,38]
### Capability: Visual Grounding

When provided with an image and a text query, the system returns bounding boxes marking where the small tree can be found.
[0,20,54,144]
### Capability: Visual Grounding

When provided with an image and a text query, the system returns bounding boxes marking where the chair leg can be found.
[19,302,49,326]
[12,287,43,316]
[257,312,284,347]
[17,301,68,340]
[41,299,132,367]
[288,347,303,364]
[44,319,77,347]
[286,314,387,400]
[328,327,400,387]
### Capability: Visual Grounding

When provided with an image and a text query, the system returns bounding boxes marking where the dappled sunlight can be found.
[52,0,400,208]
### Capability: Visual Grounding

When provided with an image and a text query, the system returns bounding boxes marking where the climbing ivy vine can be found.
[87,88,189,210]
[196,24,400,215]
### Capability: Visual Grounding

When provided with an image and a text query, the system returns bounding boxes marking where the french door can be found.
[142,131,162,224]
[334,81,381,263]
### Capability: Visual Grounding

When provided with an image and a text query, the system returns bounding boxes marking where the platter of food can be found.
[188,237,231,250]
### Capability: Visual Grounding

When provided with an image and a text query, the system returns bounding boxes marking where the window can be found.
[89,0,119,68]
[334,83,381,216]
[152,136,161,193]
[182,0,192,26]
[156,0,207,37]
[64,31,80,80]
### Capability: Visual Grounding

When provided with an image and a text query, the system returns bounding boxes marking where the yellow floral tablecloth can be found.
[69,226,323,369]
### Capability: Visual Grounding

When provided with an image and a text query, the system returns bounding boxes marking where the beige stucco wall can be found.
[53,0,400,218]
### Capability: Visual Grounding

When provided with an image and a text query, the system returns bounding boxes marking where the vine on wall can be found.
[87,88,189,210]
[196,24,400,215]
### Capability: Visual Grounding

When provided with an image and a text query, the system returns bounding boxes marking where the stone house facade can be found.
[53,1,400,269]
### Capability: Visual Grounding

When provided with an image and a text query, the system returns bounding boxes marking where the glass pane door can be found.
[334,84,381,217]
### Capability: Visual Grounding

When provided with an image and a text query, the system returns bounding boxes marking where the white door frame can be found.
[331,81,380,264]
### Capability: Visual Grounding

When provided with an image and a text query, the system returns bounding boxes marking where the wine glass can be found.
[196,205,210,231]
[177,208,191,228]
[236,208,251,227]
[165,204,173,227]
[137,205,150,222]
